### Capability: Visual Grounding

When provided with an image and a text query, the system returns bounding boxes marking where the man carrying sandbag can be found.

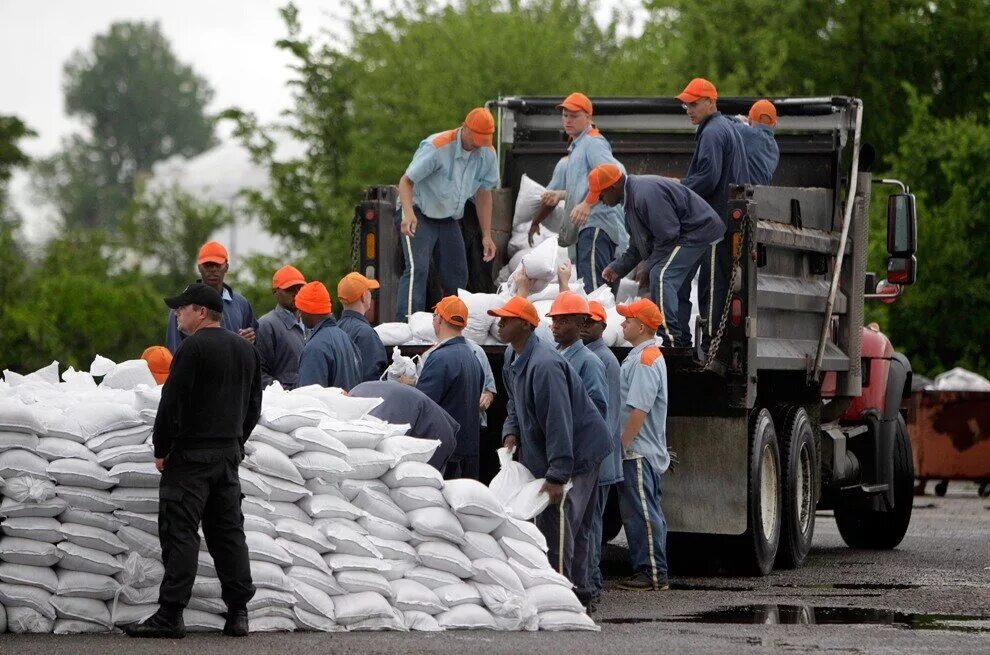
[490,296,612,610]
[128,283,262,638]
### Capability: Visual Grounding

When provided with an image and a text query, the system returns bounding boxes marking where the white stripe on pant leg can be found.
[590,228,600,288]
[706,244,716,336]
[558,486,568,575]
[404,234,415,319]
[637,459,659,588]
[656,246,681,344]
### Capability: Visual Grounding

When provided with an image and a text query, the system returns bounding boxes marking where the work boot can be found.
[223,609,249,637]
[125,610,186,638]
[617,572,670,591]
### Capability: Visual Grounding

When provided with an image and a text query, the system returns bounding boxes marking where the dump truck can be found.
[352,96,919,574]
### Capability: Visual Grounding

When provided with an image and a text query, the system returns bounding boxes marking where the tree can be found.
[0,114,34,221]
[36,21,216,230]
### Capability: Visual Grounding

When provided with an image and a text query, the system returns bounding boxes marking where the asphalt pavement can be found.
[3,482,987,655]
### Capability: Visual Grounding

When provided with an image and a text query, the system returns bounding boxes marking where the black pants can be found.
[443,455,479,481]
[158,447,255,612]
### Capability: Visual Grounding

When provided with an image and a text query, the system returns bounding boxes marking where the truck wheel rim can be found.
[797,442,813,534]
[760,442,779,539]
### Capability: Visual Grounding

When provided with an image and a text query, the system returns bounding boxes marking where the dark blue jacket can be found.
[416,336,484,458]
[351,381,459,472]
[502,333,612,483]
[166,282,257,354]
[732,122,779,186]
[255,307,306,389]
[610,175,725,278]
[681,112,751,222]
[297,316,364,391]
[585,337,623,486]
[338,310,388,383]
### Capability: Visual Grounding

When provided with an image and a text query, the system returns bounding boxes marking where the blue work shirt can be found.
[416,336,484,458]
[610,175,725,278]
[502,333,612,483]
[338,309,388,383]
[551,126,629,251]
[558,340,607,421]
[297,316,364,391]
[732,121,779,186]
[166,283,257,354]
[619,339,670,474]
[416,338,496,427]
[681,112,751,222]
[585,337,623,486]
[255,306,306,389]
[405,128,499,220]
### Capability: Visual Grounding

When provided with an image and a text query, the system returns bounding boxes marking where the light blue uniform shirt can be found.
[558,340,608,421]
[404,128,499,220]
[619,339,670,474]
[586,337,623,486]
[553,126,628,252]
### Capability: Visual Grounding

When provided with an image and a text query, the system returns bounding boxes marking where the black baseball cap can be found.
[164,283,223,313]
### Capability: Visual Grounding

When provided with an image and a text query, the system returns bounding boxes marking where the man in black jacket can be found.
[127,283,262,639]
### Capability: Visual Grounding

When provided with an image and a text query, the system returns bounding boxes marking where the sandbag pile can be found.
[0,359,598,634]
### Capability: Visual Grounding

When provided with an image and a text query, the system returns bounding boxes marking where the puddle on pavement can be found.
[669,582,757,592]
[600,605,989,633]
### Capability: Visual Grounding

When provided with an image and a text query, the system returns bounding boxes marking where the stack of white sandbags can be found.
[501,174,567,285]
[0,359,598,634]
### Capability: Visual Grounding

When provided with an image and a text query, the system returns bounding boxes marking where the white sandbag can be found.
[415,542,473,579]
[332,591,394,626]
[292,451,353,481]
[526,584,584,613]
[238,467,272,499]
[244,531,293,567]
[2,475,55,502]
[520,236,562,283]
[293,606,342,632]
[390,486,446,512]
[290,579,336,620]
[462,532,507,561]
[306,478,345,498]
[472,558,525,594]
[59,508,124,532]
[111,526,159,562]
[0,496,67,519]
[379,559,417,582]
[358,515,413,542]
[242,496,277,521]
[337,570,393,599]
[118,584,158,606]
[347,605,408,632]
[249,425,305,456]
[456,511,505,535]
[192,576,222,598]
[132,386,161,411]
[110,487,158,513]
[276,538,332,573]
[73,402,143,440]
[375,322,413,347]
[324,554,388,573]
[0,431,40,453]
[247,588,297,612]
[54,618,110,634]
[930,367,990,391]
[407,312,436,343]
[0,583,56,619]
[353,488,409,526]
[338,479,388,502]
[50,595,112,628]
[0,450,50,481]
[56,570,120,600]
[286,566,345,597]
[57,542,124,575]
[525,279,585,303]
[406,507,466,545]
[108,462,160,488]
[507,478,569,521]
[366,537,418,562]
[244,442,306,485]
[274,518,333,553]
[294,385,383,421]
[442,479,505,519]
[85,425,152,453]
[376,436,440,465]
[299,494,366,521]
[501,537,553,573]
[494,517,549,552]
[436,604,499,630]
[96,443,153,468]
[100,360,157,391]
[0,537,62,567]
[59,523,128,555]
[319,523,381,559]
[0,399,46,434]
[246,562,291,594]
[270,500,311,524]
[538,610,599,631]
[403,610,444,631]
[30,407,84,443]
[110,601,157,626]
[322,421,392,450]
[1,517,62,543]
[389,578,447,614]
[243,513,277,538]
[251,615,296,632]
[381,461,444,490]
[457,289,505,344]
[0,563,58,593]
[474,582,538,631]
[257,406,320,433]
[196,550,217,577]
[291,427,348,459]
[48,458,117,490]
[6,606,54,633]
[36,437,98,463]
[489,447,536,505]
[435,581,483,607]
[183,609,226,632]
[341,448,393,480]
[115,552,164,589]
[382,346,419,382]
[403,566,461,590]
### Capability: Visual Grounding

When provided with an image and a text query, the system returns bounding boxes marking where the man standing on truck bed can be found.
[594,164,724,348]
[731,99,780,186]
[491,295,612,609]
[395,107,499,321]
[539,92,628,293]
[676,78,750,345]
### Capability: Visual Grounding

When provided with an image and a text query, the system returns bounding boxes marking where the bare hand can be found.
[569,201,591,227]
[238,328,256,343]
[479,390,494,411]
[503,435,519,454]
[635,264,649,289]
[398,374,417,386]
[400,210,418,237]
[602,265,619,284]
[513,269,533,297]
[540,190,563,207]
[482,234,496,262]
[527,221,541,247]
[540,481,566,505]
[154,457,167,473]
[556,260,573,289]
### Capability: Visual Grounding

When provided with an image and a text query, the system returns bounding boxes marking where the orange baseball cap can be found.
[749,99,778,127]
[488,296,540,328]
[197,241,228,265]
[676,78,718,103]
[463,107,495,147]
[585,163,623,205]
[141,346,172,385]
[338,272,380,304]
[295,281,333,315]
[617,298,664,331]
[588,300,608,324]
[557,92,593,115]
[272,265,306,290]
[546,291,591,317]
[434,295,469,328]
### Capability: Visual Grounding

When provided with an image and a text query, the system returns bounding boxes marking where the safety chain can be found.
[350,212,362,273]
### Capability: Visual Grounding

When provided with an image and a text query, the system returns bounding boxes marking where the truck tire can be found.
[734,408,782,575]
[773,406,819,569]
[834,415,914,549]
